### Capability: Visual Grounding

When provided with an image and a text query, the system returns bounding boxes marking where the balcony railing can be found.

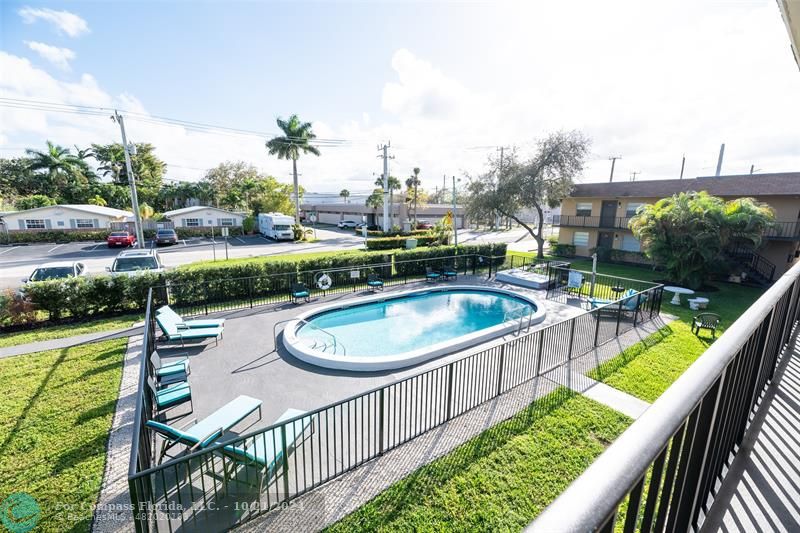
[554,215,800,240]
[527,260,800,532]
[553,215,632,229]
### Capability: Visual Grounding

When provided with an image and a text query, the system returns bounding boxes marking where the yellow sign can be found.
[444,211,453,227]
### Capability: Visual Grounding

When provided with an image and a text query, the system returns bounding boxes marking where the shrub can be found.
[242,216,256,234]
[546,235,559,246]
[5,230,110,244]
[552,243,576,257]
[366,235,439,250]
[589,246,613,262]
[0,289,36,326]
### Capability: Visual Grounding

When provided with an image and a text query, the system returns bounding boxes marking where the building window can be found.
[621,234,641,252]
[25,219,46,229]
[576,202,592,217]
[573,231,590,247]
[185,218,201,227]
[219,218,235,226]
[75,219,95,228]
[625,203,644,218]
[57,221,64,227]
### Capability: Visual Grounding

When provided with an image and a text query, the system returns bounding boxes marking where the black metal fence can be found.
[528,261,800,532]
[128,262,664,532]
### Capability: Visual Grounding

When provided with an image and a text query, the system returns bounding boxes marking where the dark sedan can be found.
[155,229,179,246]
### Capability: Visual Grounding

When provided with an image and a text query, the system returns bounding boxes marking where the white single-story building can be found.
[163,206,246,228]
[300,202,467,229]
[1,204,133,231]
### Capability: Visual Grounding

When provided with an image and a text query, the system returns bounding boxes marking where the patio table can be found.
[664,286,695,306]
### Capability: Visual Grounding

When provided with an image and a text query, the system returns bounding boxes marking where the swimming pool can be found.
[282,286,546,371]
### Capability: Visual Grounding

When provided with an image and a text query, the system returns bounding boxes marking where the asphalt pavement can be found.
[0,226,540,290]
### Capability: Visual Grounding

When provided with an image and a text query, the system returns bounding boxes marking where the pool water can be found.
[295,289,536,357]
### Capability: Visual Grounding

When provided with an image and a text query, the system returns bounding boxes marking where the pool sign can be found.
[350,270,360,279]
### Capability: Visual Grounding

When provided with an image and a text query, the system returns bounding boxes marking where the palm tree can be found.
[265,115,321,224]
[87,195,107,207]
[339,189,350,204]
[25,141,89,191]
[374,175,401,227]
[406,167,421,227]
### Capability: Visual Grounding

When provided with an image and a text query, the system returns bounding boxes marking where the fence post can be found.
[535,329,545,376]
[281,424,290,500]
[378,389,385,455]
[615,298,624,337]
[446,362,455,420]
[593,309,601,347]
[633,293,642,327]
[248,277,254,308]
[472,256,477,275]
[203,284,209,316]
[567,318,577,359]
[496,344,506,396]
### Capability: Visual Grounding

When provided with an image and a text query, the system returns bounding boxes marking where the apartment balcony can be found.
[762,221,800,240]
[552,215,632,230]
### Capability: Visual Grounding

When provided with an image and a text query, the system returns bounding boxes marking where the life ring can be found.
[316,273,333,290]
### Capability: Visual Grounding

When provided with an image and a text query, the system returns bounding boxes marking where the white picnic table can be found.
[664,286,695,306]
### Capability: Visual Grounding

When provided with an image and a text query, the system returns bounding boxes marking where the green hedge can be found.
[8,243,507,325]
[355,228,433,237]
[365,235,440,250]
[552,243,576,257]
[1,226,244,244]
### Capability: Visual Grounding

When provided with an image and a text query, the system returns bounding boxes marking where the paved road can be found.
[0,226,541,289]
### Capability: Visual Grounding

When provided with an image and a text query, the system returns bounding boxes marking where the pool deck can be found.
[156,275,586,430]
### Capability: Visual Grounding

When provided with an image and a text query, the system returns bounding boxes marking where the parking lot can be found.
[0,227,364,289]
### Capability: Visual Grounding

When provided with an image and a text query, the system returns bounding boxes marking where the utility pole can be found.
[496,146,509,229]
[112,110,144,248]
[750,164,755,175]
[679,154,686,180]
[630,171,641,181]
[609,155,621,182]
[715,143,725,176]
[452,175,459,247]
[377,143,392,232]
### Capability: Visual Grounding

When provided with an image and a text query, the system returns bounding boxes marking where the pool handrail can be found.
[273,317,346,356]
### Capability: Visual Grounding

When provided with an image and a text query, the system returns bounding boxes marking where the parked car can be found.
[417,220,434,230]
[107,249,166,276]
[338,220,359,228]
[155,228,179,246]
[107,231,137,248]
[23,261,87,283]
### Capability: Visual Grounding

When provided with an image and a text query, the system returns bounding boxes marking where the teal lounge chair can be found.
[147,377,192,413]
[157,305,225,329]
[146,395,262,463]
[150,350,189,385]
[367,273,384,291]
[156,313,224,347]
[219,408,313,491]
[425,267,441,282]
[291,283,311,304]
[590,289,647,318]
[440,264,458,280]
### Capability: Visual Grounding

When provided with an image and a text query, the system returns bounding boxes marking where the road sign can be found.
[221,227,229,237]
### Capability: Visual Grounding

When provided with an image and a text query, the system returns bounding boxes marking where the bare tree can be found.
[465,131,590,258]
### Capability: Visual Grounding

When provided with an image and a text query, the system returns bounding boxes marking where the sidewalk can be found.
[0,324,143,359]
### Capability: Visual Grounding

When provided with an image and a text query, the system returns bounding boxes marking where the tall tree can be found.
[25,141,93,199]
[265,115,320,224]
[374,175,402,213]
[406,167,421,227]
[339,189,350,203]
[465,131,590,258]
[630,192,775,289]
[366,188,384,210]
[92,142,166,207]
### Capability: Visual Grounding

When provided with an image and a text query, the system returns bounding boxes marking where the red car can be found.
[107,231,136,248]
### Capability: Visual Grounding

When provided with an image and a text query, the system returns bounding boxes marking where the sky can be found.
[1,0,799,198]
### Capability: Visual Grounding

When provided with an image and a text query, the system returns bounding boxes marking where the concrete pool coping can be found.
[282,285,547,371]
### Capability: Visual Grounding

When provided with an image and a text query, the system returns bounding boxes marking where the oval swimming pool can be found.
[282,286,546,371]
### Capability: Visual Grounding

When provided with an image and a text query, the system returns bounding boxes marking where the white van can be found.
[258,213,295,240]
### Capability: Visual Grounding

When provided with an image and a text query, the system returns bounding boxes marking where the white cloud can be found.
[18,7,89,38]
[24,41,75,70]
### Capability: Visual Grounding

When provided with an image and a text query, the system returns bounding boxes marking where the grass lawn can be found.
[0,314,140,349]
[0,339,126,532]
[328,391,631,531]
[508,252,764,402]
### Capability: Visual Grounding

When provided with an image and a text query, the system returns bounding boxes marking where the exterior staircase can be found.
[726,245,776,286]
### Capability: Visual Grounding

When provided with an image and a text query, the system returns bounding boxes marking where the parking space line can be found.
[48,244,63,253]
[0,247,15,256]
[90,243,102,252]
[235,237,246,244]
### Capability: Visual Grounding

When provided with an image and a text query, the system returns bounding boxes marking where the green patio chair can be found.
[425,267,441,282]
[145,395,262,463]
[147,377,192,413]
[366,273,384,291]
[291,283,311,304]
[157,305,225,329]
[218,408,313,492]
[156,313,224,347]
[692,313,721,339]
[150,350,189,385]
[440,264,458,281]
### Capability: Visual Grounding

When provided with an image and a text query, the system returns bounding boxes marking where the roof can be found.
[163,206,244,218]
[0,204,133,218]
[117,248,158,257]
[569,172,800,199]
[39,261,81,268]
